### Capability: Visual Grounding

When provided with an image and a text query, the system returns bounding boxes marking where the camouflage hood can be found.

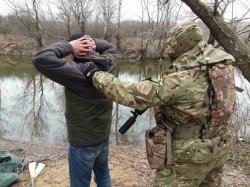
[172,41,235,71]
[166,22,235,68]
[166,22,203,60]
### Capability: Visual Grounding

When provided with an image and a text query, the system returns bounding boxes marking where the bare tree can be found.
[99,0,115,41]
[205,0,250,46]
[138,0,160,59]
[157,0,183,58]
[56,0,73,38]
[0,16,9,40]
[70,0,95,34]
[140,0,156,59]
[116,0,122,51]
[5,0,44,48]
[181,0,250,83]
[139,0,145,59]
[32,0,43,47]
[138,0,180,59]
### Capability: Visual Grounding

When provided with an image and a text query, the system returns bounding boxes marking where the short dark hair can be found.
[68,33,84,42]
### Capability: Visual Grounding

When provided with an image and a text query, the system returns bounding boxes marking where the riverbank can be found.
[0,34,167,60]
[0,138,249,187]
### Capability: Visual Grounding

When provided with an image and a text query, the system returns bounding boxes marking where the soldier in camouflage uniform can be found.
[80,22,236,187]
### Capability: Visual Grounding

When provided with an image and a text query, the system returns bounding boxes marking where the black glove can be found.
[80,62,100,80]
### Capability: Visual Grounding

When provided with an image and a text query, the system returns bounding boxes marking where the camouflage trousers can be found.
[153,135,234,187]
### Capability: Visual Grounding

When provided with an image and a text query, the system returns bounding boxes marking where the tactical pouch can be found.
[145,126,171,169]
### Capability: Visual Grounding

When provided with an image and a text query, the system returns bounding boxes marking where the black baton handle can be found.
[119,109,147,134]
[119,116,137,134]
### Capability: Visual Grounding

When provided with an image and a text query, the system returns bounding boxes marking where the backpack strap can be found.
[200,65,215,139]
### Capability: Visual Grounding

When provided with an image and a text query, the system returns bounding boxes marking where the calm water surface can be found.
[0,56,249,146]
[0,57,170,146]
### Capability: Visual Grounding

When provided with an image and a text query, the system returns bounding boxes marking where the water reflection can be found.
[0,58,249,146]
[0,59,169,146]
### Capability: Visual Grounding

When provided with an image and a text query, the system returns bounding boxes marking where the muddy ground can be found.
[0,138,249,187]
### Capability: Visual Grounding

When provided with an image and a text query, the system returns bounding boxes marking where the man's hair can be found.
[69,33,84,63]
[68,33,84,42]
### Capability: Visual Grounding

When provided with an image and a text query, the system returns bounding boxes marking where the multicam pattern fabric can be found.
[93,67,207,118]
[154,135,234,187]
[145,126,169,169]
[92,22,236,186]
[166,22,203,61]
[92,25,236,136]
[93,52,235,135]
[171,41,236,137]
[209,64,236,136]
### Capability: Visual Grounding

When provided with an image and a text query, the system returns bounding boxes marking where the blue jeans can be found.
[68,140,111,187]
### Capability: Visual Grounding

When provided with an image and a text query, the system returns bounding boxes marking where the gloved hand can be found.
[80,62,100,80]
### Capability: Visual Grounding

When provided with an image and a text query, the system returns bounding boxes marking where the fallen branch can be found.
[0,43,16,51]
[0,42,22,57]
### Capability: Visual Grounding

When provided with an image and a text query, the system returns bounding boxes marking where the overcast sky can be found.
[0,0,141,19]
[0,0,249,21]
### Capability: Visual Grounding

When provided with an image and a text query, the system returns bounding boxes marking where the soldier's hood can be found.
[172,41,235,71]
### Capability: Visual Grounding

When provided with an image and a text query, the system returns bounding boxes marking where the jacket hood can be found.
[166,22,203,61]
[172,41,235,71]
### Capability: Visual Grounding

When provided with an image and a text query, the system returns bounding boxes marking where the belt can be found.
[174,124,202,139]
[160,120,214,139]
[174,124,227,139]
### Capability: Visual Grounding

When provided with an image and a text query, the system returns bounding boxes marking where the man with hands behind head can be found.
[32,34,116,187]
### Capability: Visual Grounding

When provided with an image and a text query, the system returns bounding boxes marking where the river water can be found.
[0,56,249,146]
[0,57,170,146]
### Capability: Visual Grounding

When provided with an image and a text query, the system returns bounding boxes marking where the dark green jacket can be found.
[32,39,116,146]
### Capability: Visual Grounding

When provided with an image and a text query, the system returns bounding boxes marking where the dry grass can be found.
[0,34,36,55]
[1,138,249,187]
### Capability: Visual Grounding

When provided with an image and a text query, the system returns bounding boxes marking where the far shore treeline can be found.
[0,0,249,60]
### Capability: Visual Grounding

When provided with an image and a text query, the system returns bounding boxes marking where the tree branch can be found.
[181,0,250,83]
[0,43,16,50]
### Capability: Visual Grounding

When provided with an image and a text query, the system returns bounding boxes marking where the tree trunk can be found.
[102,0,109,41]
[181,0,250,83]
[33,0,43,48]
[67,18,71,38]
[80,19,86,34]
[116,0,122,51]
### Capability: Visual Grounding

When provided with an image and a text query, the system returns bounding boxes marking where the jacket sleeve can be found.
[32,41,86,90]
[94,39,116,71]
[92,71,179,110]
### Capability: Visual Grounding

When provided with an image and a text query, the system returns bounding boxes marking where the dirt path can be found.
[1,138,249,187]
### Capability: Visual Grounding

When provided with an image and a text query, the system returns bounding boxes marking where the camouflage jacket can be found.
[92,42,236,137]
